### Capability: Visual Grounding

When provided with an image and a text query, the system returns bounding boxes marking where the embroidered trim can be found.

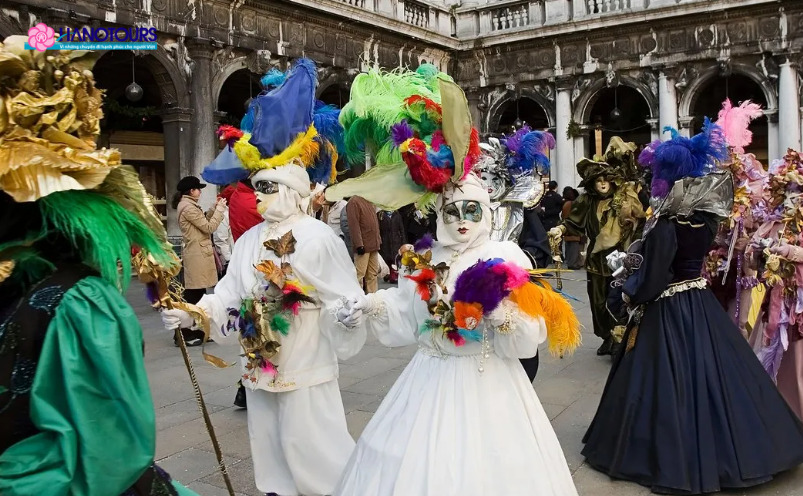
[658,278,707,300]
[365,295,386,319]
[493,307,515,335]
[417,345,489,359]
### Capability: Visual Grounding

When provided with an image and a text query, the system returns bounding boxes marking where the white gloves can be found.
[161,308,194,330]
[548,226,565,238]
[336,297,364,328]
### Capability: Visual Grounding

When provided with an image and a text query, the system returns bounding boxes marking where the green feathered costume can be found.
[0,37,196,496]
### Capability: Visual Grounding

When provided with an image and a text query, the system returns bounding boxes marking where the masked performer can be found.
[704,100,767,334]
[161,59,367,496]
[550,138,645,355]
[476,130,554,269]
[747,150,803,421]
[326,65,581,496]
[477,130,555,381]
[583,121,803,494]
[0,37,197,495]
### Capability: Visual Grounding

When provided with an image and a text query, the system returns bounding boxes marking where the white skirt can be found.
[334,350,578,496]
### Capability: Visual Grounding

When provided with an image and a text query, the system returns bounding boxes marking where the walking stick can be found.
[173,321,236,496]
[135,252,235,496]
[548,230,564,291]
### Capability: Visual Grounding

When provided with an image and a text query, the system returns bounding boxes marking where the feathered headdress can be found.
[501,126,555,177]
[222,58,344,186]
[715,99,763,154]
[324,65,481,211]
[639,118,729,198]
[0,36,177,290]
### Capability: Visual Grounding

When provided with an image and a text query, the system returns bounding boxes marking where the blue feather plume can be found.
[261,68,286,89]
[648,118,728,197]
[510,130,555,176]
[426,143,455,170]
[240,102,255,133]
[313,101,345,155]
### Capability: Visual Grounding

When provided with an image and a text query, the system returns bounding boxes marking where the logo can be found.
[28,23,56,52]
[25,23,157,51]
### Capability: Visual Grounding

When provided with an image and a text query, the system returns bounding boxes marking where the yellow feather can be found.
[234,126,322,171]
[510,281,582,357]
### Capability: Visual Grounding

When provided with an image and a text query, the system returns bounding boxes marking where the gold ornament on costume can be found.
[255,259,293,288]
[0,36,120,202]
[0,260,14,283]
[263,230,297,257]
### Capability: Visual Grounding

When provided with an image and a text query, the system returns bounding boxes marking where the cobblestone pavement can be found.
[130,272,803,496]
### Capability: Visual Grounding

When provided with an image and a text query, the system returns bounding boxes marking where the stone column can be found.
[554,78,576,189]
[646,118,659,142]
[187,39,217,210]
[161,107,193,237]
[678,116,694,138]
[778,60,801,155]
[766,109,779,163]
[658,71,678,140]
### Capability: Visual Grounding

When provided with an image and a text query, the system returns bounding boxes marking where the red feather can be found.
[462,128,481,178]
[217,125,244,147]
[405,268,436,302]
[402,139,452,192]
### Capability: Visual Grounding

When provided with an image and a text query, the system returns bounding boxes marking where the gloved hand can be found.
[161,308,194,330]
[769,242,803,262]
[336,298,364,328]
[353,293,378,317]
[356,246,366,256]
[548,226,565,239]
[485,303,509,327]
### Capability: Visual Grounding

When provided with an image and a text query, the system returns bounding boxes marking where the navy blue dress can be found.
[582,213,803,494]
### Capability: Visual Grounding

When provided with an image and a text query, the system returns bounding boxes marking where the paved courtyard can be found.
[130,272,803,496]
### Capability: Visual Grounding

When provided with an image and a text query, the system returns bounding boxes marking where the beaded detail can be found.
[658,278,707,300]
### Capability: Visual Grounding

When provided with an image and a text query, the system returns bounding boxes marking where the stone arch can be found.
[213,56,253,105]
[678,63,777,119]
[486,90,555,135]
[573,75,658,124]
[94,45,190,109]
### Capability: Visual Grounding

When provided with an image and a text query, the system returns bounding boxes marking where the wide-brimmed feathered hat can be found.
[324,65,483,211]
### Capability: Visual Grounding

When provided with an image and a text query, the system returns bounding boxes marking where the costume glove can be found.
[356,246,366,255]
[161,308,194,330]
[336,299,364,328]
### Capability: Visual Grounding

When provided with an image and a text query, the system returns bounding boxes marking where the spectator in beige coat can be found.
[346,195,381,293]
[171,175,227,345]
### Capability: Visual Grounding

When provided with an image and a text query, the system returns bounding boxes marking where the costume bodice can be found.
[489,202,524,242]
[670,216,716,282]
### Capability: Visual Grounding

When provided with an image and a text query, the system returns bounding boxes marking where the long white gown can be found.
[334,239,578,496]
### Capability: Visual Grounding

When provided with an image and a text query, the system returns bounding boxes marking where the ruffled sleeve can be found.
[363,271,423,348]
[0,277,159,495]
[622,217,678,306]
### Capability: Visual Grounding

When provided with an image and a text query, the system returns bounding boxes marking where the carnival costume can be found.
[477,129,555,381]
[476,129,553,268]
[703,99,768,332]
[551,138,645,355]
[161,58,367,496]
[326,66,581,496]
[0,37,197,495]
[747,150,803,420]
[582,120,803,494]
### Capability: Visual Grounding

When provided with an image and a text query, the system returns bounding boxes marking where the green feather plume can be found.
[270,313,291,336]
[38,190,175,291]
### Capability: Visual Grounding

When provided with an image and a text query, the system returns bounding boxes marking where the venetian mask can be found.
[595,176,612,196]
[254,179,280,216]
[480,169,508,202]
[442,200,483,243]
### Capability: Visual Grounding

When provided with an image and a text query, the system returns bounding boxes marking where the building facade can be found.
[1,0,800,232]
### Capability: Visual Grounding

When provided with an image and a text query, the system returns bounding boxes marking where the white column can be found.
[778,61,801,154]
[658,71,678,140]
[766,109,779,163]
[678,116,693,138]
[646,118,660,142]
[573,136,587,186]
[555,82,576,189]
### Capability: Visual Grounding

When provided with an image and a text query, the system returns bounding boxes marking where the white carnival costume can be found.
[162,59,366,496]
[326,66,580,496]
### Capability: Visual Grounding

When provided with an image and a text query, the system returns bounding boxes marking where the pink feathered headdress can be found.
[715,99,763,154]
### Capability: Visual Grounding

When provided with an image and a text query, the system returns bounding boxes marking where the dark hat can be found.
[176,176,207,193]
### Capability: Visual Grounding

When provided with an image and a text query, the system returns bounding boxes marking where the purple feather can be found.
[413,233,434,252]
[391,120,415,146]
[645,119,728,198]
[145,281,159,305]
[452,258,509,311]
[511,131,555,175]
[501,125,531,155]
